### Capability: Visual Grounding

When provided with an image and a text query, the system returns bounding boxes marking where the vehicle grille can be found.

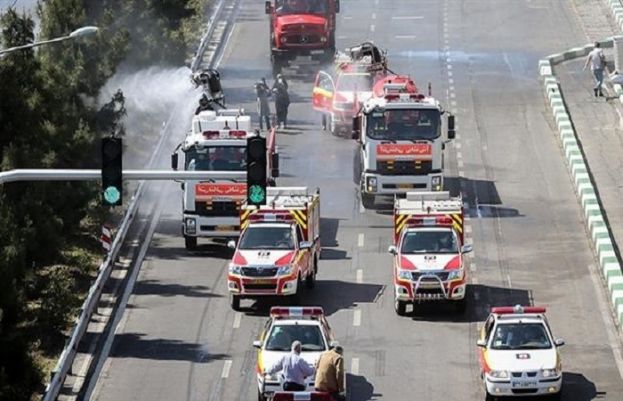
[244,284,278,291]
[242,267,278,277]
[195,201,239,216]
[511,371,538,378]
[284,33,322,45]
[412,271,450,281]
[378,160,433,175]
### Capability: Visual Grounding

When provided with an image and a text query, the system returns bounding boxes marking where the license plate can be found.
[398,184,413,189]
[216,225,235,231]
[512,381,536,388]
[310,50,324,55]
[253,279,273,284]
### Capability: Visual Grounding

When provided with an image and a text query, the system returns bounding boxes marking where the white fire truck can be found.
[171,109,279,250]
[312,41,387,136]
[388,191,472,315]
[227,187,321,310]
[352,75,456,208]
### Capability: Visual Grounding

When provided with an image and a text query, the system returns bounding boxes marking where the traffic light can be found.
[246,134,267,206]
[101,137,122,206]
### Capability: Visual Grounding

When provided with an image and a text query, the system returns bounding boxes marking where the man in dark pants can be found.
[255,78,272,130]
[272,74,290,128]
[315,344,345,401]
[266,340,314,391]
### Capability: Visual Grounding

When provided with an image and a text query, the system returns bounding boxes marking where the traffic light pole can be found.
[0,169,246,184]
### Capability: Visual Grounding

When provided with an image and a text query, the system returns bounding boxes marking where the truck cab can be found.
[265,0,340,73]
[171,109,278,250]
[352,75,456,209]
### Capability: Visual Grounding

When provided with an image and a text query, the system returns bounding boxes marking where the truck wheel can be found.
[361,193,375,209]
[305,262,316,289]
[395,299,407,316]
[230,295,241,311]
[257,389,267,401]
[484,391,495,401]
[185,236,197,251]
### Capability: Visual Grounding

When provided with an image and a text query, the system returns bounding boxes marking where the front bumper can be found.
[182,214,240,238]
[362,172,443,195]
[228,274,298,297]
[395,278,466,302]
[258,375,316,396]
[485,375,562,397]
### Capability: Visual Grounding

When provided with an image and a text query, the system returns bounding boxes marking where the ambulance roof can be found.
[191,109,251,135]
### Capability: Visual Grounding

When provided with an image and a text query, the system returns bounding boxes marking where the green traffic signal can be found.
[103,186,121,204]
[249,184,266,204]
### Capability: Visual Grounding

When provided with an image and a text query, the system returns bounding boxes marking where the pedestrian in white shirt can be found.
[584,42,607,97]
[267,340,315,392]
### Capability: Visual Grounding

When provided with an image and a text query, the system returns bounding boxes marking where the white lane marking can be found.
[472,276,479,285]
[447,64,453,70]
[448,71,453,77]
[454,142,462,150]
[451,100,457,107]
[456,151,462,159]
[457,159,464,169]
[337,35,348,39]
[506,274,512,288]
[465,225,472,234]
[449,85,455,92]
[587,264,623,380]
[233,312,242,329]
[353,309,362,326]
[471,262,477,272]
[450,92,456,99]
[358,233,365,247]
[351,357,360,375]
[370,24,375,32]
[372,13,376,19]
[343,16,353,20]
[221,360,233,378]
[458,170,465,177]
[359,199,365,213]
[448,78,454,85]
[392,16,423,20]
[395,35,416,39]
[356,269,363,284]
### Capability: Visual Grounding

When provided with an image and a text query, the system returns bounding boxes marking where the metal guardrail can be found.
[41,0,229,399]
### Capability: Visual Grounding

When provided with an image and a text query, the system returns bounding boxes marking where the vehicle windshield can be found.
[490,323,552,350]
[336,74,374,92]
[265,324,326,351]
[185,146,246,171]
[401,230,458,254]
[238,226,295,250]
[366,109,441,141]
[275,0,328,15]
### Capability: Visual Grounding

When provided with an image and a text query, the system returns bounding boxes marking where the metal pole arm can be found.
[0,169,246,184]
[0,36,70,56]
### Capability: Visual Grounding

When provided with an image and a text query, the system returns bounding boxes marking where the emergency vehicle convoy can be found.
[265,0,340,74]
[388,192,472,315]
[227,187,321,310]
[352,74,456,209]
[253,307,343,401]
[477,306,564,400]
[312,41,388,136]
[171,109,278,250]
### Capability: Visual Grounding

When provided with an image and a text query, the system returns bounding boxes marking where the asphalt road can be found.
[91,0,623,400]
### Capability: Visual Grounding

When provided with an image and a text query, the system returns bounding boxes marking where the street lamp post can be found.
[0,26,98,56]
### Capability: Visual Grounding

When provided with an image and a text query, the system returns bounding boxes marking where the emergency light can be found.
[271,392,334,401]
[491,305,547,315]
[270,306,324,319]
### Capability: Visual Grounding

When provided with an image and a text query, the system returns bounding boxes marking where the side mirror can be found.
[299,241,312,250]
[253,340,262,348]
[227,240,237,249]
[476,339,487,348]
[388,245,398,255]
[447,114,456,139]
[171,153,179,170]
[461,244,473,253]
[334,0,340,13]
[265,1,272,14]
[271,153,280,178]
[554,338,565,347]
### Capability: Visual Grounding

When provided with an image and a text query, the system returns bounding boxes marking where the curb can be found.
[539,52,623,328]
[607,0,623,32]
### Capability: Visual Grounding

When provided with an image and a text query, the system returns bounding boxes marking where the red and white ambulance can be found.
[227,187,321,310]
[388,191,472,315]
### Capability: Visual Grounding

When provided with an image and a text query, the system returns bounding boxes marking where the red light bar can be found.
[491,305,546,315]
[202,130,219,138]
[385,94,399,100]
[270,306,324,318]
[271,392,334,401]
[228,130,246,138]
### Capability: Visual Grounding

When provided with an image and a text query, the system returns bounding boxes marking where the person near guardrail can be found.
[267,340,315,391]
[584,42,607,97]
[314,344,345,401]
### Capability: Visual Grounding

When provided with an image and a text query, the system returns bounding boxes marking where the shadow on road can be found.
[347,373,380,401]
[133,279,223,298]
[562,372,602,401]
[110,333,229,363]
[409,284,532,323]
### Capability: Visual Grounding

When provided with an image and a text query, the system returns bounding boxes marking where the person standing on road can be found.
[255,78,272,130]
[584,42,607,97]
[272,74,290,129]
[266,340,315,392]
[314,344,345,401]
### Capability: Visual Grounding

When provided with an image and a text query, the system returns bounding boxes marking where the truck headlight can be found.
[541,368,560,378]
[280,36,287,43]
[229,265,242,275]
[366,177,377,192]
[398,270,412,280]
[488,370,509,379]
[447,269,464,281]
[277,265,292,275]
[431,176,442,191]
[185,218,197,234]
[320,36,327,43]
